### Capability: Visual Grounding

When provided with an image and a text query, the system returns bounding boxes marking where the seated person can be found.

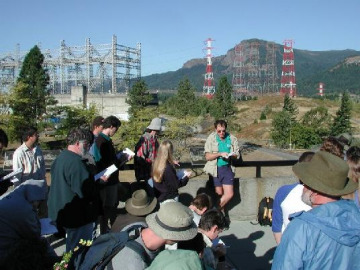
[189,193,213,226]
[198,209,227,270]
[152,141,190,204]
[111,189,157,232]
[0,180,58,266]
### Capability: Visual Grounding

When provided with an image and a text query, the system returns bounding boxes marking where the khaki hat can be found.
[125,189,157,216]
[146,201,197,241]
[147,118,164,131]
[293,151,357,196]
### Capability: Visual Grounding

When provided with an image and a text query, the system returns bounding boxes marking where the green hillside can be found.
[143,39,360,96]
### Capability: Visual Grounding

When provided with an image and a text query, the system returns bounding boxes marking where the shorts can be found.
[213,165,234,187]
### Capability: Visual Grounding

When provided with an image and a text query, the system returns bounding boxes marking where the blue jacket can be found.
[272,200,360,270]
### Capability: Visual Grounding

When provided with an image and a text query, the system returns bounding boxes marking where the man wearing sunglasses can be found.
[204,120,240,227]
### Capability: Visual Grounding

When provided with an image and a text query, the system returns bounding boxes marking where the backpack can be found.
[70,223,150,270]
[257,197,274,226]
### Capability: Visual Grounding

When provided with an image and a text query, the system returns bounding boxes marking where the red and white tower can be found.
[203,38,215,98]
[317,82,325,97]
[280,39,296,97]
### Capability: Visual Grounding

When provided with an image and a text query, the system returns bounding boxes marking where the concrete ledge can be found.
[178,175,298,221]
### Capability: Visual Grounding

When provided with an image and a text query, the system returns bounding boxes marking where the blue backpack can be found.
[70,223,150,270]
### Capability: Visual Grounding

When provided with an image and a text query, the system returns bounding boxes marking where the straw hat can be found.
[292,151,357,196]
[125,189,157,216]
[146,201,197,241]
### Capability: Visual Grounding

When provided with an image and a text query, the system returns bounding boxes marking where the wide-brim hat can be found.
[147,117,164,131]
[125,189,157,216]
[293,151,357,196]
[146,201,197,241]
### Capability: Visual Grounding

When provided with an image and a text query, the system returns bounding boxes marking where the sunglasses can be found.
[216,129,226,134]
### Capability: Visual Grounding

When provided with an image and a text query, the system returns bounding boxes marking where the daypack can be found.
[257,197,274,226]
[69,223,150,270]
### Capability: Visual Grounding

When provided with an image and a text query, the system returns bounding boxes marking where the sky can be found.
[1,0,360,76]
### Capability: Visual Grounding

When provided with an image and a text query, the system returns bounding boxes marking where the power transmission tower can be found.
[280,39,296,97]
[203,38,215,98]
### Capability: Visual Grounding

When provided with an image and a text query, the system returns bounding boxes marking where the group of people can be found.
[271,134,360,269]
[1,114,359,269]
[0,116,238,269]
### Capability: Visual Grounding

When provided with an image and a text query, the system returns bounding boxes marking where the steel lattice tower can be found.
[203,38,215,98]
[233,40,274,98]
[0,35,141,94]
[280,39,296,97]
[232,42,246,97]
[263,42,279,94]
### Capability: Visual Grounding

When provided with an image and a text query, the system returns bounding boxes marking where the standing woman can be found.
[152,140,190,204]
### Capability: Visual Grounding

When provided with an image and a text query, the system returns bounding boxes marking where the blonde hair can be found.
[152,140,175,183]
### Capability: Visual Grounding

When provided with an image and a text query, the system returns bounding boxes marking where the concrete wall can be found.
[53,85,130,119]
[178,175,298,221]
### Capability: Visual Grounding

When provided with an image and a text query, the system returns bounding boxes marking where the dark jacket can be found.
[153,162,189,203]
[94,133,119,186]
[48,150,102,228]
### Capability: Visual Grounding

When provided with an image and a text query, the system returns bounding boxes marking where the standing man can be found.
[134,117,163,183]
[0,129,8,151]
[93,115,122,234]
[204,120,239,225]
[89,116,104,157]
[13,126,46,184]
[272,151,360,269]
[48,128,102,252]
[0,129,11,196]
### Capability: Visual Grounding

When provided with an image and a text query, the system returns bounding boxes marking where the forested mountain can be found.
[143,39,360,96]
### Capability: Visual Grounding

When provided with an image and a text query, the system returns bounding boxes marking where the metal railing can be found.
[3,150,298,178]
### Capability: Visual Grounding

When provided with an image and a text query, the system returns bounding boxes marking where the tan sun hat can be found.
[125,189,157,216]
[292,151,357,196]
[146,201,197,241]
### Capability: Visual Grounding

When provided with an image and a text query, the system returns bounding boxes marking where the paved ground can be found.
[49,215,276,270]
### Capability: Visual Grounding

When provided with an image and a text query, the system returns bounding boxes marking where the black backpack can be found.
[257,197,274,226]
[69,223,150,270]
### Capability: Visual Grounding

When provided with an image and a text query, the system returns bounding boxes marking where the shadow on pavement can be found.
[222,231,275,270]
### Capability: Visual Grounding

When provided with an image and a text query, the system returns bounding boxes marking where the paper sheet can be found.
[94,164,118,181]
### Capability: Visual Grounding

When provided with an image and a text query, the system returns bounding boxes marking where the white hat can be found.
[147,118,164,131]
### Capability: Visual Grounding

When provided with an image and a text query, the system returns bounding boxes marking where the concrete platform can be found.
[49,217,276,270]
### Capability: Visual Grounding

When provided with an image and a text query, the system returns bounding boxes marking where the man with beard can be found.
[48,128,104,252]
[272,151,360,270]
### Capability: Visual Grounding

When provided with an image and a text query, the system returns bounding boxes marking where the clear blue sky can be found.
[1,0,359,76]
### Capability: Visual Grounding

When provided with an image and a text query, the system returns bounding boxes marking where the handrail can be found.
[3,150,298,178]
[122,159,298,178]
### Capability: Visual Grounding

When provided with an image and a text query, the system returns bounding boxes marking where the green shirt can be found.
[216,133,231,167]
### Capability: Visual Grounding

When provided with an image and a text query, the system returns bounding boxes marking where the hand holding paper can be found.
[94,164,118,181]
[176,169,192,180]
